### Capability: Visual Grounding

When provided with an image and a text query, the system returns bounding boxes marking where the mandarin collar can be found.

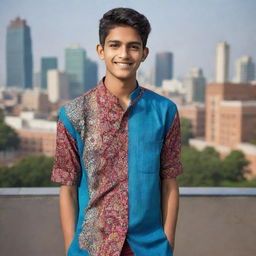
[96,77,143,110]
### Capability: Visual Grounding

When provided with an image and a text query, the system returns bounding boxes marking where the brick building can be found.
[191,82,256,178]
[179,103,205,137]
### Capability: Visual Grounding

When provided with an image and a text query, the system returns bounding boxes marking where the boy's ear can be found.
[96,44,105,60]
[141,47,149,62]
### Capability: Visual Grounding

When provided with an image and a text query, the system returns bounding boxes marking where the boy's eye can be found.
[110,44,118,47]
[130,45,140,50]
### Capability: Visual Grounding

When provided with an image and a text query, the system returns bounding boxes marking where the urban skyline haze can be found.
[0,0,256,86]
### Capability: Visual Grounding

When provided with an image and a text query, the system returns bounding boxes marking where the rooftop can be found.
[1,187,256,256]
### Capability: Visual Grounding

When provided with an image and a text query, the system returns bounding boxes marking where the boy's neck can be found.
[104,74,137,101]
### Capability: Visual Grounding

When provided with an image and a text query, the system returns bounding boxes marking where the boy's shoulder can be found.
[140,86,177,110]
[62,86,97,114]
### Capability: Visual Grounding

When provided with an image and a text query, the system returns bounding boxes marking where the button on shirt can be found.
[51,77,183,256]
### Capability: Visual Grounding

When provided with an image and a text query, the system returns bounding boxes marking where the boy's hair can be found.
[99,7,151,48]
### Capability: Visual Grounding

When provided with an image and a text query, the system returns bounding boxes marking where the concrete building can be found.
[162,79,186,94]
[65,45,86,99]
[41,57,58,90]
[234,56,255,83]
[179,103,206,137]
[155,52,173,87]
[21,89,50,113]
[184,68,206,103]
[47,70,69,103]
[5,111,57,157]
[215,42,230,83]
[6,17,33,89]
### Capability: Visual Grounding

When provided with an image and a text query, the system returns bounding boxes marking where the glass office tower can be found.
[85,58,98,91]
[65,45,86,99]
[41,57,58,90]
[6,17,33,89]
[155,52,173,87]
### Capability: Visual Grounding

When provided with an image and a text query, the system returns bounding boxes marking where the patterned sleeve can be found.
[51,119,81,185]
[160,110,183,179]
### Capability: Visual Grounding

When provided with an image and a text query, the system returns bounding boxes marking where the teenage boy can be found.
[51,7,183,256]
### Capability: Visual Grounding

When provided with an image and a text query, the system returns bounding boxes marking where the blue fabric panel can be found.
[127,90,177,256]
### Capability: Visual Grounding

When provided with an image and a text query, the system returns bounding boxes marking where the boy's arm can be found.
[160,109,183,252]
[161,178,180,251]
[51,114,82,255]
[59,185,78,255]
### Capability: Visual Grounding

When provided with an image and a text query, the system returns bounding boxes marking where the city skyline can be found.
[0,0,256,86]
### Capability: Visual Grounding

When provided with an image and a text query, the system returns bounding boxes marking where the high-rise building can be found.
[215,42,229,83]
[33,72,41,89]
[65,45,86,99]
[184,68,206,103]
[41,57,58,90]
[234,56,255,83]
[6,17,33,89]
[47,70,69,103]
[155,52,173,87]
[85,58,98,91]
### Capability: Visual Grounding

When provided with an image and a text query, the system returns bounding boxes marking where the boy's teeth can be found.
[116,62,130,66]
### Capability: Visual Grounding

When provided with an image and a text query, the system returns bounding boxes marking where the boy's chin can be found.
[109,72,137,81]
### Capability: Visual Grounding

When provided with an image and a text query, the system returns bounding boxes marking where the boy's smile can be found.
[97,26,149,81]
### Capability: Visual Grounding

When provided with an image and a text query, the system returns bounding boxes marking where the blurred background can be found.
[0,0,255,187]
[0,1,256,256]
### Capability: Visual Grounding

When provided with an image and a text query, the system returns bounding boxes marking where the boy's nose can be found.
[119,46,129,58]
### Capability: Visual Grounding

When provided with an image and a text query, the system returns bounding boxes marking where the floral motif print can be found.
[51,120,81,185]
[160,111,183,179]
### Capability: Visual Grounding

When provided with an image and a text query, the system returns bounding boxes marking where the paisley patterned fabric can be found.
[51,77,183,256]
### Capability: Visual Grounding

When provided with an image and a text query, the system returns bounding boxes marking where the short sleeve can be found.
[51,119,81,185]
[160,110,183,179]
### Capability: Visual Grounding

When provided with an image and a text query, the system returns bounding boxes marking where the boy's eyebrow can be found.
[107,40,142,45]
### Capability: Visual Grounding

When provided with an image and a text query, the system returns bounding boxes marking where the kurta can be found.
[51,77,183,256]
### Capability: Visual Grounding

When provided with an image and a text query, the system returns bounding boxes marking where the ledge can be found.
[0,187,256,196]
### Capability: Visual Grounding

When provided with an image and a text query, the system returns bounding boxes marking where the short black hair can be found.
[99,7,151,48]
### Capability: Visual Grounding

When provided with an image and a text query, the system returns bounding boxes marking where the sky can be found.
[0,0,256,86]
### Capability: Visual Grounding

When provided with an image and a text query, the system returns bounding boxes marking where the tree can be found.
[222,150,250,182]
[0,155,56,187]
[178,145,254,187]
[180,117,193,146]
[0,109,20,151]
[250,138,256,145]
[178,146,224,186]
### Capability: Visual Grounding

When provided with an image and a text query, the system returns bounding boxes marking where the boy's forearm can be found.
[161,178,180,250]
[59,185,78,254]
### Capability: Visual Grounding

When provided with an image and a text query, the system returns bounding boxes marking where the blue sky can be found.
[0,0,255,85]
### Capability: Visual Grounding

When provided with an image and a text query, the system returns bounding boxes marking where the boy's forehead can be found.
[105,26,142,43]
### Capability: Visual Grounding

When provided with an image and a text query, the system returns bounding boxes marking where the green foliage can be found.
[0,110,20,151]
[0,155,57,187]
[0,122,20,150]
[222,150,249,182]
[178,146,223,186]
[250,138,256,145]
[180,117,193,146]
[178,146,254,187]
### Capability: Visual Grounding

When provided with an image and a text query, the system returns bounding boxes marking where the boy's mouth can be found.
[114,62,133,67]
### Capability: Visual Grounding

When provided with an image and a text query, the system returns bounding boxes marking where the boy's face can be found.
[97,26,149,82]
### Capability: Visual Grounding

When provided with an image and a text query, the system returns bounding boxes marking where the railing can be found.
[1,187,256,256]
